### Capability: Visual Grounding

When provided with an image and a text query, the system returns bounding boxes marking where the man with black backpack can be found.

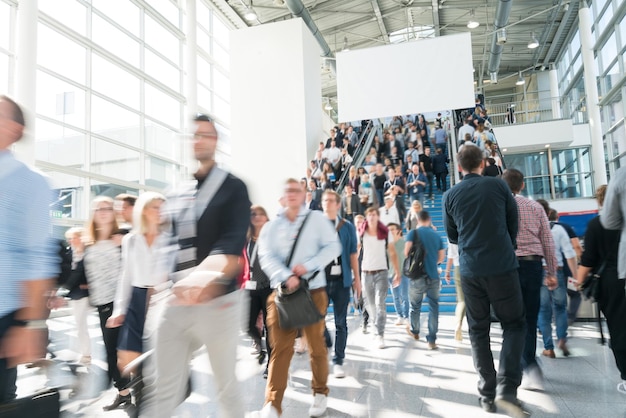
[403,211,445,349]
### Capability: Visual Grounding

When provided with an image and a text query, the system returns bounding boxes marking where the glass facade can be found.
[0,0,233,229]
[555,0,626,175]
[505,148,594,200]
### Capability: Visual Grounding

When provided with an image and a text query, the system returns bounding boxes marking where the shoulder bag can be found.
[403,229,427,280]
[274,213,325,330]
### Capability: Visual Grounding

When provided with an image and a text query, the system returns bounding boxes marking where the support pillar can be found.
[548,66,561,119]
[13,0,38,164]
[579,0,607,186]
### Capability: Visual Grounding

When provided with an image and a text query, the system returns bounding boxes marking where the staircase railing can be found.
[336,121,380,195]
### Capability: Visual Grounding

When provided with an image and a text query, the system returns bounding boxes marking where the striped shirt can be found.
[513,194,558,276]
[84,240,121,306]
[0,152,58,316]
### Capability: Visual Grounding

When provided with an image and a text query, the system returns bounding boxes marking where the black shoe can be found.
[103,393,132,411]
[257,350,267,365]
[479,397,496,413]
[263,367,268,379]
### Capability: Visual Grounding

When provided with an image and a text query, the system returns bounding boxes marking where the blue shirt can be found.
[331,217,358,288]
[0,152,58,317]
[406,226,444,279]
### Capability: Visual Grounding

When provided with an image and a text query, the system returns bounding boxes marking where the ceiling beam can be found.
[431,0,440,37]
[370,0,391,43]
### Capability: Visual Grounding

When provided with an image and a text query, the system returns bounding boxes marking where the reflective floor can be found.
[16,308,626,417]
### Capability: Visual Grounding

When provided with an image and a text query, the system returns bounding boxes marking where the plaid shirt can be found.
[513,194,558,277]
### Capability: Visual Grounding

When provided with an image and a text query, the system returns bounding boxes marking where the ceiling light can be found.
[516,71,525,85]
[467,9,479,29]
[244,8,257,21]
[527,32,539,49]
[490,72,498,84]
[502,148,508,152]
[545,144,550,148]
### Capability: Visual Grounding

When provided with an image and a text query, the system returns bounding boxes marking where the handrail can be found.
[336,121,377,195]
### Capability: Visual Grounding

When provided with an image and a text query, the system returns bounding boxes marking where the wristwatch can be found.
[15,319,48,330]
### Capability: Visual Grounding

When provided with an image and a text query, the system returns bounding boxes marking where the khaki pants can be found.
[265,288,329,415]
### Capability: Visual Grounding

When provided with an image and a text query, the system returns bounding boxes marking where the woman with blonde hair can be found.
[405,200,422,231]
[107,192,170,367]
[83,196,130,410]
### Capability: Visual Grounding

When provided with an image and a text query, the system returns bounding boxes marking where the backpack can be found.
[403,229,428,280]
[56,239,73,287]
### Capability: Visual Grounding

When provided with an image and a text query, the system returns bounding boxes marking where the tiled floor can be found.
[16,308,626,417]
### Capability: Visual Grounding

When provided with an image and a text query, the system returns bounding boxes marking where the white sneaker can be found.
[333,364,345,378]
[394,317,404,326]
[376,335,385,349]
[309,393,327,417]
[252,403,279,418]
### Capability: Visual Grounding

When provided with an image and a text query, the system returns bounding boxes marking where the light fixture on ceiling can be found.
[490,71,498,84]
[243,0,257,21]
[324,98,333,111]
[467,9,479,29]
[342,36,349,51]
[527,32,539,49]
[516,71,525,86]
[496,28,506,45]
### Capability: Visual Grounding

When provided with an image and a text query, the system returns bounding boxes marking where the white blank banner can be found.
[337,33,475,122]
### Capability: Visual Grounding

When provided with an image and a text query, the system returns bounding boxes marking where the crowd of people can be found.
[1,94,625,418]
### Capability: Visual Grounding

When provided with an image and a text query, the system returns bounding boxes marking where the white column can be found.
[230,19,321,213]
[13,0,38,164]
[548,67,561,119]
[579,0,607,186]
[183,0,198,178]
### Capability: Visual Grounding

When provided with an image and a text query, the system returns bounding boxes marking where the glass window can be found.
[214,94,230,124]
[145,156,176,189]
[90,95,141,147]
[596,5,613,36]
[212,40,229,70]
[91,137,141,182]
[600,33,617,72]
[35,118,85,169]
[43,170,87,220]
[0,1,10,50]
[198,84,212,112]
[90,180,140,202]
[91,53,140,109]
[197,56,211,85]
[92,0,140,37]
[145,48,180,91]
[144,83,181,129]
[507,153,549,177]
[92,14,140,68]
[36,71,86,129]
[213,68,230,101]
[572,52,582,74]
[147,0,180,28]
[0,53,8,94]
[570,30,580,56]
[197,1,212,32]
[144,14,180,65]
[145,121,181,161]
[197,26,212,53]
[212,14,230,48]
[39,0,86,36]
[553,173,593,198]
[620,14,626,50]
[37,24,86,84]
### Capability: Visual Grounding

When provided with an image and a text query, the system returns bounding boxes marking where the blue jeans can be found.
[409,191,424,207]
[0,310,17,402]
[325,280,351,365]
[408,277,440,343]
[538,269,568,349]
[389,275,409,319]
[462,270,526,401]
[375,189,385,207]
[517,260,544,370]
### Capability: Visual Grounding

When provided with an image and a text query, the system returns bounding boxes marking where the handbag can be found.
[580,259,607,303]
[0,388,60,418]
[274,213,324,330]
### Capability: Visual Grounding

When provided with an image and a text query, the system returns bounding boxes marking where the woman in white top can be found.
[83,196,131,410]
[107,192,170,372]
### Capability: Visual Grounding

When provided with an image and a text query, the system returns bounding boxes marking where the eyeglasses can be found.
[95,207,114,212]
[193,133,218,140]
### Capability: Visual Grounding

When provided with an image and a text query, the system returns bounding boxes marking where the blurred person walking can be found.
[141,114,250,418]
[0,96,57,403]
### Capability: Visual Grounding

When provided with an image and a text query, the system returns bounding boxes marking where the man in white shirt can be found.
[379,196,400,226]
[458,117,475,146]
[324,140,342,169]
[360,207,400,348]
